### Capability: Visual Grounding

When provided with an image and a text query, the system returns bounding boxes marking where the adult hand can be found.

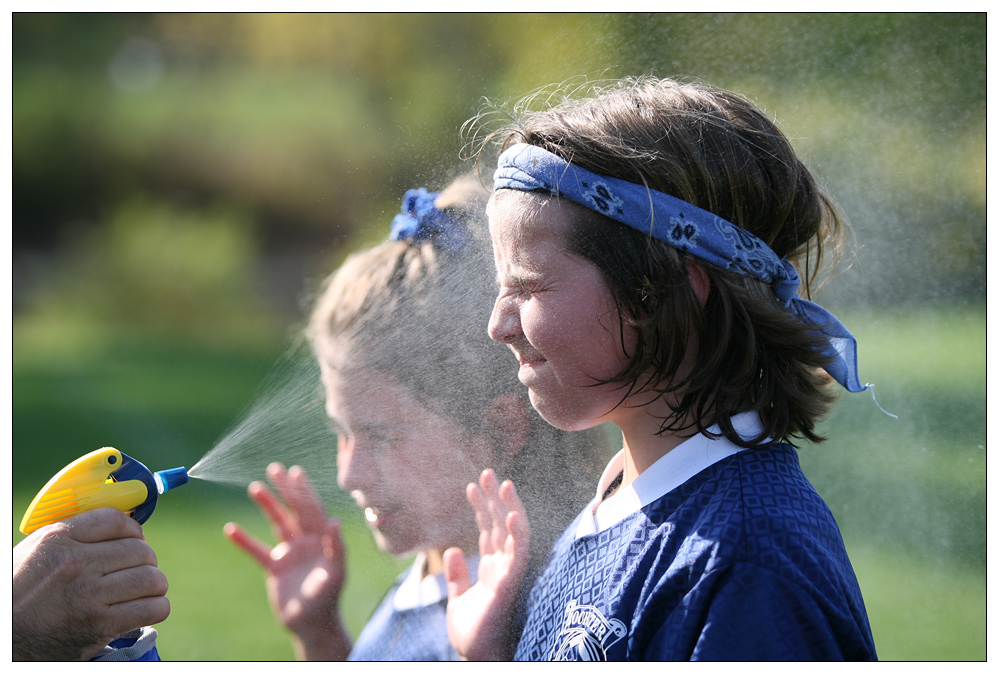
[12,507,170,661]
[444,469,529,661]
[225,462,350,660]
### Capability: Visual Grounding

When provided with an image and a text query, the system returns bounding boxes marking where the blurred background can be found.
[12,13,985,660]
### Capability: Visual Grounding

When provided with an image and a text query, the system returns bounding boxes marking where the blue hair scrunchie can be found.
[493,142,868,394]
[389,188,470,253]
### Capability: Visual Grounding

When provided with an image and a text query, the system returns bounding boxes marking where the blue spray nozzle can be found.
[154,467,190,495]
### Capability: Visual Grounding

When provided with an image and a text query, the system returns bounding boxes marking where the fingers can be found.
[101,563,169,606]
[107,594,172,631]
[107,535,160,571]
[248,479,298,543]
[274,465,329,534]
[59,507,144,544]
[467,480,493,556]
[54,528,160,577]
[443,546,471,600]
[505,511,530,579]
[467,470,527,558]
[322,518,344,565]
[223,522,275,570]
[496,480,530,579]
[480,470,512,553]
[252,463,330,540]
[498,479,529,542]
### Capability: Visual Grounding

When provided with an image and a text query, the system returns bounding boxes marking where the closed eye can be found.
[505,274,537,296]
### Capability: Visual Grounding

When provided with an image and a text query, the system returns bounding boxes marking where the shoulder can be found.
[672,442,838,535]
[639,443,851,580]
[730,444,850,566]
[638,445,874,657]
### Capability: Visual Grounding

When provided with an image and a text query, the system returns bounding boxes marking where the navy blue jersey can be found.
[515,419,875,661]
[349,555,477,661]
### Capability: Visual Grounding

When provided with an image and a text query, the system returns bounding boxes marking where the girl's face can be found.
[321,361,487,557]
[487,190,636,432]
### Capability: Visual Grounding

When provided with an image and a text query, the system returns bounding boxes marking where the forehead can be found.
[487,189,576,248]
[321,360,465,431]
[322,363,418,419]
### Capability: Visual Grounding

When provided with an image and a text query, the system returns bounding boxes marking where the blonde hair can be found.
[307,175,609,564]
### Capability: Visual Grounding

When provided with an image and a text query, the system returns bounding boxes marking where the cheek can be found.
[607,314,638,363]
[592,282,635,361]
[401,439,475,493]
[574,292,633,362]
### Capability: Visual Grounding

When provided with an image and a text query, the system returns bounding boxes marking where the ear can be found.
[485,393,531,467]
[686,257,710,307]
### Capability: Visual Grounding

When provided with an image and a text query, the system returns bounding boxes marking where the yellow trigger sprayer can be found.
[19,447,189,535]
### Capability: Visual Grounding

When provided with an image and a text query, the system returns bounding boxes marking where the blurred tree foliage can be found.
[13,13,986,353]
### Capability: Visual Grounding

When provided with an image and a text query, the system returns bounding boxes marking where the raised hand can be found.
[225,463,351,660]
[444,469,529,661]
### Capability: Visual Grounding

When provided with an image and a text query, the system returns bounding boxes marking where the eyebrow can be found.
[496,266,539,288]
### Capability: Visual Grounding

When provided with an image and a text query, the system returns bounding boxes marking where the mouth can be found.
[351,491,393,529]
[360,503,396,530]
[515,349,546,381]
[512,344,545,368]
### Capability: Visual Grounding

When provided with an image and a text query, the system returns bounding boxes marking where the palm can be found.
[226,463,346,633]
[265,527,345,632]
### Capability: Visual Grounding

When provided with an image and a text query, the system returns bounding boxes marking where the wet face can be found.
[321,362,486,557]
[487,190,637,432]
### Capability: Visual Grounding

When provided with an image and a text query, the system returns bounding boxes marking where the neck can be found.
[610,391,698,490]
[620,426,689,490]
[421,539,479,578]
[422,549,446,577]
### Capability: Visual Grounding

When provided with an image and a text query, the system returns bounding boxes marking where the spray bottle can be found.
[19,447,190,535]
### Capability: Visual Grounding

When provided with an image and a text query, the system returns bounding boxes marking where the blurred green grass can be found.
[12,305,985,660]
[801,304,985,661]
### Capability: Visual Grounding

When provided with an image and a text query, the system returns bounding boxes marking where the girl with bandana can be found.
[224,175,607,660]
[444,78,878,661]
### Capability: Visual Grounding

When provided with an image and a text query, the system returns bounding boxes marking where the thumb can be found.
[443,547,470,600]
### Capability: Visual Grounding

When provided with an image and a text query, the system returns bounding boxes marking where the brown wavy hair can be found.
[477,77,846,447]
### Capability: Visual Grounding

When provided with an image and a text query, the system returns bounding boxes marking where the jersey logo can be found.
[549,599,627,661]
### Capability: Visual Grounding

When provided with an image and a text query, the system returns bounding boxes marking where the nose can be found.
[488,293,521,344]
[336,435,376,493]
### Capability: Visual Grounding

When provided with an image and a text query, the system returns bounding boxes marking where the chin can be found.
[531,386,622,432]
[372,531,414,558]
[531,396,595,432]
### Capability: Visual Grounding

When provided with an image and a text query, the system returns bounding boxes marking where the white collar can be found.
[575,411,767,538]
[391,553,480,611]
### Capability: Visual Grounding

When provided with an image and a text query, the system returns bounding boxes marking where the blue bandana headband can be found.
[389,187,471,252]
[494,142,868,394]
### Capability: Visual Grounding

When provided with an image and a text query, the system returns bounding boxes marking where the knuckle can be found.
[33,522,73,553]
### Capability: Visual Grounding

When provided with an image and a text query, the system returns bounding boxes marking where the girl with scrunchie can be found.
[225,174,608,660]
